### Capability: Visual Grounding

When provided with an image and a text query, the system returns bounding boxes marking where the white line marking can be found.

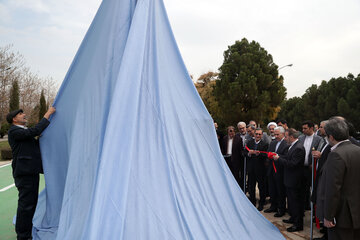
[0,163,11,169]
[0,183,15,192]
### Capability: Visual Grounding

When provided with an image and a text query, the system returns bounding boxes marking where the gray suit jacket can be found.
[322,141,360,229]
[299,134,324,166]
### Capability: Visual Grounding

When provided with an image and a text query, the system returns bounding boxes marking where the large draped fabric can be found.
[33,0,285,239]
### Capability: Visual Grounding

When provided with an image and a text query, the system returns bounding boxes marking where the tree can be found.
[0,45,59,126]
[39,90,47,120]
[9,80,20,111]
[278,73,360,131]
[195,74,221,127]
[214,38,286,127]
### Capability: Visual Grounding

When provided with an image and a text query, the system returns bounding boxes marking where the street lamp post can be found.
[278,64,293,70]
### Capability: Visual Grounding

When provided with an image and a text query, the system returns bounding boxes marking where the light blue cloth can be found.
[33,0,285,239]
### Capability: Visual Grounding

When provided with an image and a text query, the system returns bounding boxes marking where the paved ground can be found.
[259,198,323,239]
[0,135,8,142]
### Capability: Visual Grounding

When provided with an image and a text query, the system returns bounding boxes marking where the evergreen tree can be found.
[39,90,47,120]
[214,38,286,127]
[9,80,20,111]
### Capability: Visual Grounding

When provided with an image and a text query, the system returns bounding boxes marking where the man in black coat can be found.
[230,128,245,190]
[7,107,55,240]
[246,128,269,211]
[221,126,236,171]
[274,128,306,232]
[266,126,288,217]
[311,120,331,240]
[321,118,360,240]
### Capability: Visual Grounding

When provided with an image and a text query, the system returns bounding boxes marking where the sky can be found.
[1,0,360,98]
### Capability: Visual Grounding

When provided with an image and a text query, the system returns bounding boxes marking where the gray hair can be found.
[247,124,256,130]
[274,126,285,133]
[325,118,349,141]
[237,121,246,128]
[320,120,329,126]
[287,128,301,139]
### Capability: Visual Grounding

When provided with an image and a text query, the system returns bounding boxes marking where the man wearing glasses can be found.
[246,128,269,211]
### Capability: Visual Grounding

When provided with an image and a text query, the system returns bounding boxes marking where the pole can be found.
[243,146,247,191]
[310,148,315,240]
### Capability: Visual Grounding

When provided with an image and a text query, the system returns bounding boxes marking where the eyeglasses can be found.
[229,130,234,132]
[255,133,262,135]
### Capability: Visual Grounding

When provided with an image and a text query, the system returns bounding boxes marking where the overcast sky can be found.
[1,0,359,98]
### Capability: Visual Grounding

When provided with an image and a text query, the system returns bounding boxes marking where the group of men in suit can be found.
[218,117,360,239]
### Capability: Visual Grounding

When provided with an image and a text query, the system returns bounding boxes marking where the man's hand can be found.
[273,154,279,161]
[44,106,56,120]
[255,150,260,156]
[312,150,321,159]
[324,218,336,228]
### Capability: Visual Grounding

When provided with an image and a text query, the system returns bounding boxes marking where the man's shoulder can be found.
[313,134,323,142]
[8,125,23,134]
[335,141,360,154]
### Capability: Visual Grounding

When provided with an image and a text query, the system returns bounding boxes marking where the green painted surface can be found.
[0,165,45,240]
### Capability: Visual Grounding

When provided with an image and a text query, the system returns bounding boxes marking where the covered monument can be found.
[33,0,285,239]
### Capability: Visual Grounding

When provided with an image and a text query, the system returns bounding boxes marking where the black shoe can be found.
[286,225,303,232]
[274,211,285,217]
[283,218,294,224]
[257,205,264,211]
[313,236,327,240]
[264,207,277,213]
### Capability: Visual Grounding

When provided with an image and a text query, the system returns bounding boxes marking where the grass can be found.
[0,141,10,149]
[0,141,11,161]
[0,163,45,240]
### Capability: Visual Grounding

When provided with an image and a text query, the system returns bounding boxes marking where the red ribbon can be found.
[245,145,277,173]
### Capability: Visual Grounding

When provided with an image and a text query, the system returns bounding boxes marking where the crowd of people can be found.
[216,118,360,240]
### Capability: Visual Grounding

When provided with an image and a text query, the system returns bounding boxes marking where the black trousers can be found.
[231,157,245,191]
[268,171,286,212]
[303,166,312,209]
[248,163,266,206]
[328,227,360,240]
[14,175,40,240]
[286,186,304,228]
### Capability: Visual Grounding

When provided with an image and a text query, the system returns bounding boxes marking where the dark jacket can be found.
[267,139,289,176]
[230,133,244,166]
[8,118,50,177]
[246,139,269,174]
[298,134,324,166]
[278,140,306,188]
[323,141,360,229]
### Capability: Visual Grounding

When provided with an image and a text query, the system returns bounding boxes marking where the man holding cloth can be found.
[7,107,56,240]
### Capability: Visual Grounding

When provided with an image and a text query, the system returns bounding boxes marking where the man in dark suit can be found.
[246,128,269,211]
[312,120,331,240]
[299,120,324,210]
[7,107,56,240]
[221,126,236,172]
[265,126,288,217]
[273,128,306,232]
[321,118,360,240]
[230,123,246,190]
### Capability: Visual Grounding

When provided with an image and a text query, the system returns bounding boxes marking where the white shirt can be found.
[275,138,285,152]
[240,134,246,147]
[304,133,314,165]
[15,124,27,129]
[227,138,233,155]
[331,139,350,151]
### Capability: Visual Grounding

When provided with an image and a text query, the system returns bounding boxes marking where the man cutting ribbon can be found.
[265,126,289,218]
